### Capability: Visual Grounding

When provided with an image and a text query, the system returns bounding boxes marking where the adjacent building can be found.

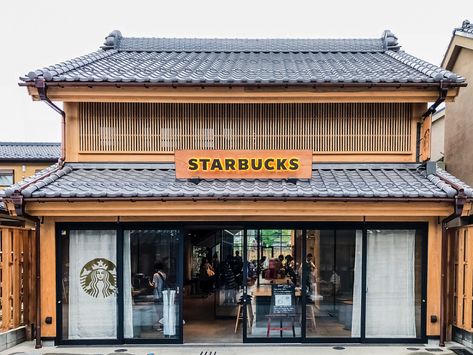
[1,29,473,347]
[0,142,60,189]
[442,20,473,186]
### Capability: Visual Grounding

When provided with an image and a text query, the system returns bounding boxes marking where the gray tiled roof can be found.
[3,163,472,200]
[21,30,463,85]
[0,142,60,161]
[456,20,473,36]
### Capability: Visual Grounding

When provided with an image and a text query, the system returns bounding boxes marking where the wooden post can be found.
[27,229,37,340]
[1,228,12,331]
[12,229,21,328]
[22,230,30,331]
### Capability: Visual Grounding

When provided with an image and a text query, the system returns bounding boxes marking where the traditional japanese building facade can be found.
[1,30,473,346]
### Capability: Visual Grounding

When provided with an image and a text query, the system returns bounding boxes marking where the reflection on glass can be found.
[246,229,302,338]
[124,229,180,339]
[215,229,244,317]
[305,229,361,338]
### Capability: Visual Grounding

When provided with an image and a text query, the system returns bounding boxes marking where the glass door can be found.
[243,229,303,341]
[303,229,362,340]
[124,228,183,343]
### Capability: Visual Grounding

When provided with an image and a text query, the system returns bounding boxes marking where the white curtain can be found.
[365,230,416,338]
[162,290,177,336]
[68,230,117,339]
[123,231,134,338]
[351,230,363,337]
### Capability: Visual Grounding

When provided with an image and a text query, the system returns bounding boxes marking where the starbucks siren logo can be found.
[80,258,117,298]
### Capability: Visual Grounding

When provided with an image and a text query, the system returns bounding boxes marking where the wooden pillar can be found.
[1,228,12,331]
[22,230,30,332]
[12,229,22,328]
[28,229,37,339]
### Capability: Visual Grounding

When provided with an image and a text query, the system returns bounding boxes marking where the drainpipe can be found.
[34,78,65,167]
[422,82,448,119]
[439,185,467,347]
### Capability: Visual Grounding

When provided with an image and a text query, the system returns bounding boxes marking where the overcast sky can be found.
[1,0,472,142]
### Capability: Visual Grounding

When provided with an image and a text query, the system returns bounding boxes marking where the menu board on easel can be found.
[270,284,296,314]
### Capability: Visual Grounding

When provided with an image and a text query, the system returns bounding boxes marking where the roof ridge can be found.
[102,30,392,53]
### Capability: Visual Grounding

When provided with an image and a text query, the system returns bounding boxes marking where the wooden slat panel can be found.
[78,103,413,154]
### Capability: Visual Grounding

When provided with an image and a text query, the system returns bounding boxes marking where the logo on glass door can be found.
[80,258,117,298]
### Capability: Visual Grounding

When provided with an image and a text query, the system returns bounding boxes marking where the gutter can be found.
[22,196,459,203]
[34,78,65,167]
[20,81,467,89]
[438,178,467,347]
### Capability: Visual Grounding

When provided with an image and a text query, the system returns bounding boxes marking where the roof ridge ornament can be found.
[382,30,400,51]
[102,30,123,50]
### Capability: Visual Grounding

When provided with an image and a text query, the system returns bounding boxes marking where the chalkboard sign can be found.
[270,284,296,314]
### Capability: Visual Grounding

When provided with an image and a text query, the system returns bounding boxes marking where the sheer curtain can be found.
[351,231,362,337]
[365,229,416,338]
[68,230,117,339]
[352,229,416,338]
[123,231,133,338]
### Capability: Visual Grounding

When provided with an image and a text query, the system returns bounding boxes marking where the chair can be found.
[234,297,254,333]
[305,304,317,330]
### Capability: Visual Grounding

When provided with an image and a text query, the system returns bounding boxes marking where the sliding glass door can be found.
[244,229,303,341]
[242,224,426,343]
[304,229,362,339]
[58,224,184,344]
[124,229,183,342]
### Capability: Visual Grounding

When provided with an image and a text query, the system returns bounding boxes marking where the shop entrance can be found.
[56,222,427,345]
[183,227,244,343]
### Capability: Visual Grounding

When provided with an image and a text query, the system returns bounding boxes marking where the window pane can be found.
[246,229,302,338]
[0,171,13,186]
[124,229,181,340]
[305,229,361,338]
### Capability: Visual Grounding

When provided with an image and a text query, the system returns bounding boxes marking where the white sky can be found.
[0,0,472,142]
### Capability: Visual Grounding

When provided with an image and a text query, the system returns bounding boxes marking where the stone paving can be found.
[4,341,472,355]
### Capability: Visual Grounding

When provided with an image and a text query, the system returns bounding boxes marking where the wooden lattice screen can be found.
[452,226,473,332]
[78,103,413,154]
[0,228,36,332]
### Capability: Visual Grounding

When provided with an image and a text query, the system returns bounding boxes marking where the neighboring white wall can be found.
[431,109,445,162]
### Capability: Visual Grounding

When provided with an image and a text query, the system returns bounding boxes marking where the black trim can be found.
[54,221,428,345]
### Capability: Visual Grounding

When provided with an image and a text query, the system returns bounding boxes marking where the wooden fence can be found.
[0,227,36,333]
[450,225,473,333]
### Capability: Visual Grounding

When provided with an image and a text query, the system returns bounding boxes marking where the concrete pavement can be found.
[3,341,472,355]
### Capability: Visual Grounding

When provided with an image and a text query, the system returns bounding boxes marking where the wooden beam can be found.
[27,86,459,103]
[25,200,454,218]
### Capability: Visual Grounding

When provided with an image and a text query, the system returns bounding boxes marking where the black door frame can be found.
[55,222,185,345]
[55,221,427,345]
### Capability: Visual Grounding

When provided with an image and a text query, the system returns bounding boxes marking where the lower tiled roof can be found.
[0,142,60,161]
[3,163,472,200]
